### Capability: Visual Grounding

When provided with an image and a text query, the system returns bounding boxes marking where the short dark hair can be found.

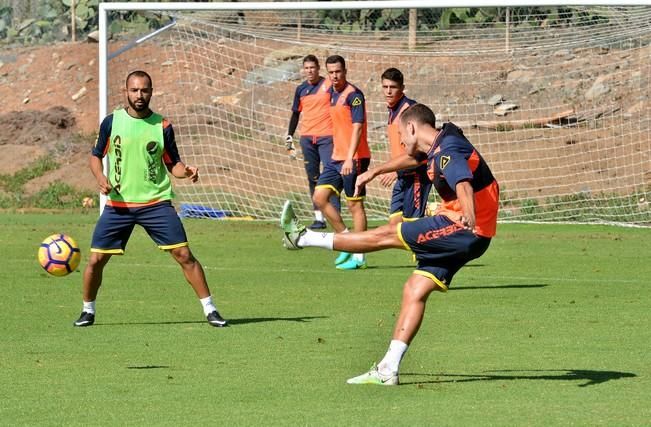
[126,70,152,88]
[381,67,404,86]
[325,55,346,69]
[400,103,436,128]
[303,54,319,66]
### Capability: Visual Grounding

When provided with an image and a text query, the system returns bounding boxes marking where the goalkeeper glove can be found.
[285,135,297,159]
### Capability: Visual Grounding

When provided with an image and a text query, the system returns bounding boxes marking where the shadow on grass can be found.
[401,369,636,387]
[127,365,170,369]
[451,284,548,291]
[228,316,328,325]
[94,315,328,327]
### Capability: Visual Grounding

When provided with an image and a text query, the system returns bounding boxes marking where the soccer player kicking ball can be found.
[281,104,499,385]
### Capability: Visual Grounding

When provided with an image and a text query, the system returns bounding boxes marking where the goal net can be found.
[100,2,651,226]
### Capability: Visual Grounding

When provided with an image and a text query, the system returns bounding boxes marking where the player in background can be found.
[285,54,340,230]
[73,70,227,328]
[281,104,499,384]
[378,68,431,226]
[313,54,371,270]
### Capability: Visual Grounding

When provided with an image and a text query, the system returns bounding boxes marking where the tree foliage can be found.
[0,2,610,46]
[0,0,168,46]
[315,6,609,32]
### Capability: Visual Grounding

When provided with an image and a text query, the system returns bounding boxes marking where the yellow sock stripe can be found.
[345,195,365,201]
[413,270,449,292]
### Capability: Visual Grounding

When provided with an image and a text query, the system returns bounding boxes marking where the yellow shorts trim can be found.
[315,184,340,197]
[413,270,449,292]
[396,223,411,251]
[90,248,124,255]
[159,242,189,251]
[402,216,420,222]
[389,211,403,220]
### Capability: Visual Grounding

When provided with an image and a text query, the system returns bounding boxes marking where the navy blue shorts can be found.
[316,158,371,200]
[90,201,188,254]
[398,215,491,290]
[390,164,432,220]
[299,135,340,211]
[299,136,334,185]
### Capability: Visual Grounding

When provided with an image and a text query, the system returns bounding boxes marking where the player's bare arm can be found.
[377,172,398,187]
[456,180,476,231]
[89,155,112,195]
[354,153,421,197]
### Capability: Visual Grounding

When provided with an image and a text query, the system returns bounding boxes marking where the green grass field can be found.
[1,213,650,426]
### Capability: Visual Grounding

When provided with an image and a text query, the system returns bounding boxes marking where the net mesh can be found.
[105,6,651,225]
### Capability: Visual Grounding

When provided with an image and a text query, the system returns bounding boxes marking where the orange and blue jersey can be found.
[329,82,370,161]
[386,95,430,219]
[291,77,332,137]
[387,95,417,160]
[427,122,499,238]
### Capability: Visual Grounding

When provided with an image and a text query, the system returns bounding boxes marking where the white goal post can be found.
[98,1,651,226]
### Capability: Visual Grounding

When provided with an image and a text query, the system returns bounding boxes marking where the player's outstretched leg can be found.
[346,364,399,386]
[280,200,307,250]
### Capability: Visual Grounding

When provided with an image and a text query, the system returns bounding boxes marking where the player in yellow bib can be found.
[73,70,227,328]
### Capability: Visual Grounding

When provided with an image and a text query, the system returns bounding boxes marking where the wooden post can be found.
[71,0,76,42]
[505,7,510,54]
[297,10,302,41]
[408,8,417,51]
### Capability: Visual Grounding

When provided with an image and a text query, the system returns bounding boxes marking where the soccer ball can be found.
[38,234,81,277]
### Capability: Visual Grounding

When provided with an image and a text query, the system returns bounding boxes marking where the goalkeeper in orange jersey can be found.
[285,54,340,230]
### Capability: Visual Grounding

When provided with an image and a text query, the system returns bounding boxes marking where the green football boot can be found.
[346,364,399,385]
[280,200,306,250]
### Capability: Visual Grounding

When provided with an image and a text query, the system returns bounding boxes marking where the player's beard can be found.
[128,97,149,112]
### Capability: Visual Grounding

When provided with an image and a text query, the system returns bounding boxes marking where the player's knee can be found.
[171,247,195,265]
[87,252,110,270]
[346,200,365,214]
[404,280,436,302]
[313,191,329,209]
[371,224,398,246]
[404,274,439,302]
